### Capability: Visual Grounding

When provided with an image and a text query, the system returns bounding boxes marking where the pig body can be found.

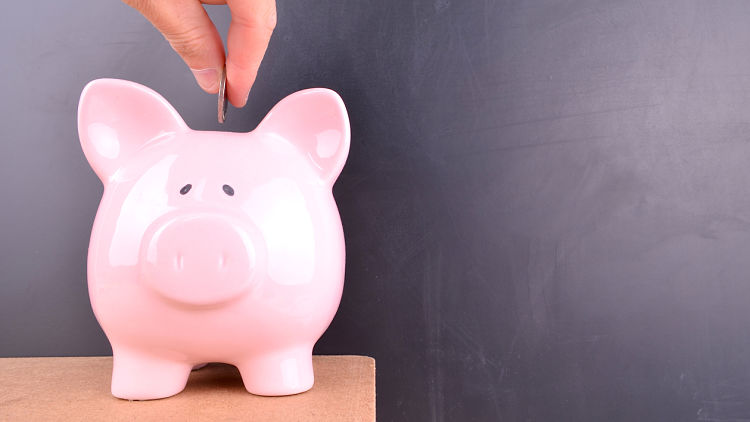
[78,79,350,400]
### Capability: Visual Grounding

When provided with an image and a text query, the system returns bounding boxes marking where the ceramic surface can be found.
[78,79,350,400]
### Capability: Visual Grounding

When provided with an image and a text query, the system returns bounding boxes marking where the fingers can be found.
[124,0,276,107]
[225,0,276,107]
[124,0,226,93]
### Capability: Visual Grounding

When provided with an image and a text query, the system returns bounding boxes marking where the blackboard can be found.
[3,1,750,420]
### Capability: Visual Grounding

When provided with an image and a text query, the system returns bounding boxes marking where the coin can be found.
[218,66,228,124]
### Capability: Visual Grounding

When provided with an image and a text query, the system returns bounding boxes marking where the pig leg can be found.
[237,345,314,396]
[111,348,192,400]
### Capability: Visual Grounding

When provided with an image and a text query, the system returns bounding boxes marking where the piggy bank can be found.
[77,79,350,400]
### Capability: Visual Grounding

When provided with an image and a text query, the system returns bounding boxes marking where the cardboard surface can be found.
[0,356,375,421]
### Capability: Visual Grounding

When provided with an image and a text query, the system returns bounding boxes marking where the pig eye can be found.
[222,184,235,196]
[179,184,192,195]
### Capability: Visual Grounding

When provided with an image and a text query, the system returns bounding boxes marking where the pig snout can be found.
[139,215,257,306]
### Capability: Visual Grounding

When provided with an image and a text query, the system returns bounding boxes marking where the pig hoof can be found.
[111,353,191,400]
[237,351,314,396]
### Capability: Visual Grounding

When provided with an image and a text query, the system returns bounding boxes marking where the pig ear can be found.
[257,88,350,185]
[78,79,187,184]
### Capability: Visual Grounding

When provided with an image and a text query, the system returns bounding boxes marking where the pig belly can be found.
[88,274,342,400]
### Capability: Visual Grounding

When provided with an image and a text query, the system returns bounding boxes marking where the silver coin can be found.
[218,66,228,124]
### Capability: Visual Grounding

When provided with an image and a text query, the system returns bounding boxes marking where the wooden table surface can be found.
[0,356,375,421]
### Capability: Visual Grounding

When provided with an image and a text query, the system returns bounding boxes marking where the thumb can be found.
[124,0,226,93]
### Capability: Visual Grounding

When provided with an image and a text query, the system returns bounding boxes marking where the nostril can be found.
[174,253,184,271]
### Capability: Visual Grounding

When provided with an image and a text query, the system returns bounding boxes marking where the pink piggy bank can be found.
[77,79,350,400]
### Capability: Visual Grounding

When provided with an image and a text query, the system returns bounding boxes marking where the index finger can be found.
[225,0,276,107]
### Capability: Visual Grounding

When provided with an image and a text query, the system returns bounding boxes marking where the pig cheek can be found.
[243,178,316,286]
[105,159,177,268]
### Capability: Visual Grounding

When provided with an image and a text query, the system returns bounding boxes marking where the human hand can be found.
[124,0,276,108]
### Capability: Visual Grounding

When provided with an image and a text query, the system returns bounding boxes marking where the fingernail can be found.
[191,68,219,92]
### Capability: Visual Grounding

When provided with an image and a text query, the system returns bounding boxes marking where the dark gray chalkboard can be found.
[4,1,750,420]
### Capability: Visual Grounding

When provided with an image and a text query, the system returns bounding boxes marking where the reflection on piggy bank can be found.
[77,79,350,400]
